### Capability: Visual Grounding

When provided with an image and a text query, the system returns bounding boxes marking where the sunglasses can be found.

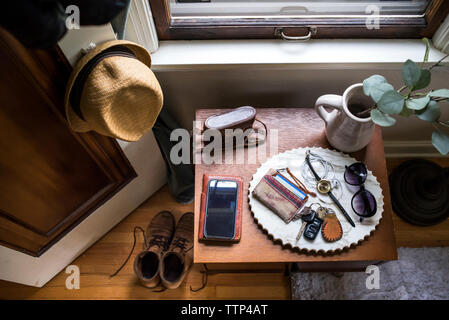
[344,162,377,221]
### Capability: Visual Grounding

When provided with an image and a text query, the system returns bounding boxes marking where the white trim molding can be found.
[125,0,159,53]
[433,13,449,54]
[151,39,447,70]
[384,141,444,158]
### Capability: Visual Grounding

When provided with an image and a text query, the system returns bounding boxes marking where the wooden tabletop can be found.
[194,108,397,264]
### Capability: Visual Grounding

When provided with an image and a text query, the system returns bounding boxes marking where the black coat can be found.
[0,0,129,48]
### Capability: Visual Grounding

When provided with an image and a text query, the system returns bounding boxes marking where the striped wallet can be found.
[252,168,309,223]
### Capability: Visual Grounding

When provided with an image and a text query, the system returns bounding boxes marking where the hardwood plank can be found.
[0,185,290,300]
[216,285,290,300]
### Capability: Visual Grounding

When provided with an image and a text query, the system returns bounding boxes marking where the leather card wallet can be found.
[252,168,308,223]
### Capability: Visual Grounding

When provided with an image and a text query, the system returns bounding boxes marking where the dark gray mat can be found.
[291,247,449,300]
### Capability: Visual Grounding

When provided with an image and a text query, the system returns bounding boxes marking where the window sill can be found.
[150,39,447,70]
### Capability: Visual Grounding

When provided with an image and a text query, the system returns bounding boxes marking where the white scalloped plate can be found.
[248,147,384,254]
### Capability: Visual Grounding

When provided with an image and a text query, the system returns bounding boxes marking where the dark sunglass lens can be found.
[345,163,367,185]
[352,190,376,217]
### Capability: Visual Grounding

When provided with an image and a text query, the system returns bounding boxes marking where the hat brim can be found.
[64,40,153,133]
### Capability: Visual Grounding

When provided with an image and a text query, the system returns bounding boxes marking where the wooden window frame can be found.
[149,0,449,40]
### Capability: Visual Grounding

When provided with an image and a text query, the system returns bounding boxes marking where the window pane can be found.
[170,0,430,18]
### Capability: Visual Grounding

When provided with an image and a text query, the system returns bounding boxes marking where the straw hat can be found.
[65,40,163,142]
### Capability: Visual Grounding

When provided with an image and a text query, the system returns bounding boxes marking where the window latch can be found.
[276,27,317,41]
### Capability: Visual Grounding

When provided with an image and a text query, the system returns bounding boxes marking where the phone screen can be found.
[204,179,238,239]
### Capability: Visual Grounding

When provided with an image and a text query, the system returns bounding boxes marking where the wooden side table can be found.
[194,108,397,272]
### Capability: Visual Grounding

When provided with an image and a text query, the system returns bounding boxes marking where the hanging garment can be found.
[152,109,195,204]
[0,0,129,48]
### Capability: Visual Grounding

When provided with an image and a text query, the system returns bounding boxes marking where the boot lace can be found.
[110,226,146,278]
[171,237,192,252]
[148,234,169,250]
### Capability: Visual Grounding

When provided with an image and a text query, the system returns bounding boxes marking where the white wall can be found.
[150,39,448,156]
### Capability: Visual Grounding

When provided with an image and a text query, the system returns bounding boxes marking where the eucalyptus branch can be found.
[432,122,440,131]
[438,121,449,128]
[398,85,408,93]
[409,93,427,99]
[356,105,377,117]
[406,95,448,102]
[412,92,427,96]
[361,40,449,155]
[432,97,449,102]
[429,53,449,71]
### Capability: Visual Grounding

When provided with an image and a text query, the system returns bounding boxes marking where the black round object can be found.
[389,159,449,226]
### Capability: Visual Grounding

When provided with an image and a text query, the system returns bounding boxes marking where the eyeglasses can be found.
[344,162,377,221]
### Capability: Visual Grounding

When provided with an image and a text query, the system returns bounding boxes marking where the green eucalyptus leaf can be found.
[370,109,396,127]
[402,59,421,88]
[432,130,449,155]
[422,37,430,64]
[369,82,395,103]
[429,89,449,98]
[363,75,388,96]
[416,101,440,122]
[414,69,431,91]
[377,90,405,114]
[405,96,430,110]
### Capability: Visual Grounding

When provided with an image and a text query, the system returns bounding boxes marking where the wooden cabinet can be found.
[0,28,136,257]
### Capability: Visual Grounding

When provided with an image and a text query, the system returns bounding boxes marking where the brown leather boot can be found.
[160,212,194,289]
[133,211,175,288]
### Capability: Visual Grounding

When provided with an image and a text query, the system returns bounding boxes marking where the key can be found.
[296,210,316,241]
[295,206,314,237]
[316,207,328,220]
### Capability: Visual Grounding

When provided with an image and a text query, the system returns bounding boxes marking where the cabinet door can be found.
[0,28,137,257]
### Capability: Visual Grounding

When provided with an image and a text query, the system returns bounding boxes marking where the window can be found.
[148,0,449,40]
[170,0,430,17]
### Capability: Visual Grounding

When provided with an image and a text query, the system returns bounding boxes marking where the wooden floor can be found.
[0,158,448,300]
[0,184,290,300]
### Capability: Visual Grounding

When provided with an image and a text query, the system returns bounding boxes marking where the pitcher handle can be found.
[314,94,343,124]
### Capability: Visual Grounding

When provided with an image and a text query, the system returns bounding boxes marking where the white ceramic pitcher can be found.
[315,83,375,153]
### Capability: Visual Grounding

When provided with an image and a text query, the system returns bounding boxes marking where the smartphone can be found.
[203,179,239,240]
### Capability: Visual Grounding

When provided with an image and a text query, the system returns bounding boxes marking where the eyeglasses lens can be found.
[345,162,367,186]
[352,190,377,217]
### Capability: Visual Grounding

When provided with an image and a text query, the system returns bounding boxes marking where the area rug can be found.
[291,247,449,300]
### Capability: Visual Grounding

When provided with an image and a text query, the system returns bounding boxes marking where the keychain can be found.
[303,206,327,240]
[296,208,317,241]
[296,203,322,241]
[296,204,344,242]
[296,203,320,240]
[321,208,343,242]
